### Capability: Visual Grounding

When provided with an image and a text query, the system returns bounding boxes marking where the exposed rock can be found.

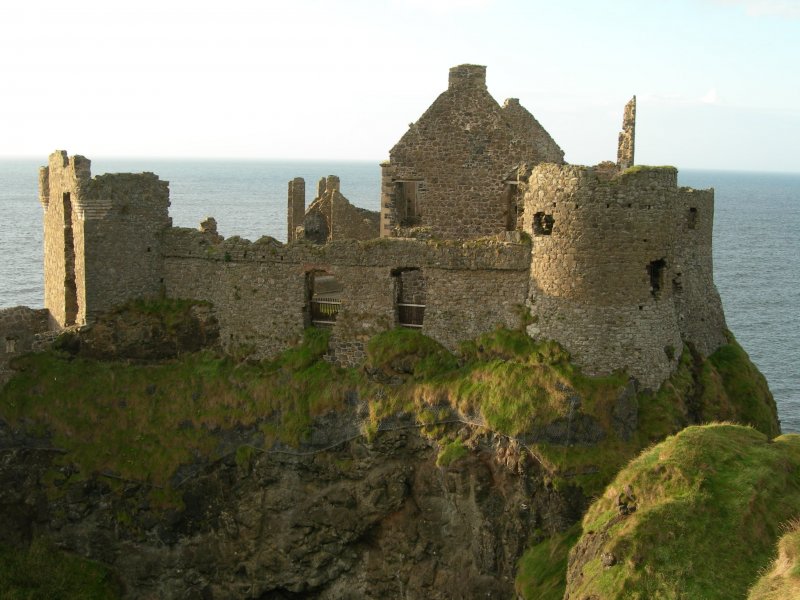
[0,424,581,599]
[56,301,220,361]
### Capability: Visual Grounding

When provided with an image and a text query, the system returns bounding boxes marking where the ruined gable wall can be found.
[381,65,532,239]
[330,191,380,241]
[161,231,530,362]
[501,99,565,165]
[523,164,723,388]
[299,176,380,243]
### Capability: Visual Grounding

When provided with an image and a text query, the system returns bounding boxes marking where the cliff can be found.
[564,424,800,600]
[0,300,782,599]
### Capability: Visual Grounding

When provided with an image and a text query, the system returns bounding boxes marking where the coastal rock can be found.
[0,425,581,599]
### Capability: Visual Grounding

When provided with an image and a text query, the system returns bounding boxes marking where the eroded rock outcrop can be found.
[0,418,579,599]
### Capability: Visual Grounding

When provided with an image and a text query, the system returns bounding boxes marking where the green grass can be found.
[436,438,468,467]
[566,424,800,600]
[748,519,800,600]
[0,321,782,600]
[515,523,582,600]
[1,328,354,503]
[0,539,120,599]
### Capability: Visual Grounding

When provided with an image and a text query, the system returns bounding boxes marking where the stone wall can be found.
[0,306,50,386]
[161,231,530,361]
[39,151,171,328]
[293,176,380,243]
[380,65,563,240]
[522,163,726,388]
[287,177,305,242]
[617,96,636,170]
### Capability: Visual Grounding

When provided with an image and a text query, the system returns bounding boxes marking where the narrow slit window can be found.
[503,182,522,231]
[647,259,667,298]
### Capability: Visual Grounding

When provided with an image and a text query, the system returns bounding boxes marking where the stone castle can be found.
[0,64,727,389]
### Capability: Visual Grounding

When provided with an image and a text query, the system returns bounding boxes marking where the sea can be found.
[1,158,798,433]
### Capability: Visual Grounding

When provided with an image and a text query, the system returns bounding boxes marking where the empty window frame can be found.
[392,267,425,328]
[395,181,421,227]
[307,271,342,326]
[533,212,555,235]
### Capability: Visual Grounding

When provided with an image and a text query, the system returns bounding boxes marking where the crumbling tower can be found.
[617,96,636,170]
[38,151,171,328]
[287,177,305,242]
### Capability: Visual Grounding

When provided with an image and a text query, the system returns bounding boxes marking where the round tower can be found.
[523,163,686,389]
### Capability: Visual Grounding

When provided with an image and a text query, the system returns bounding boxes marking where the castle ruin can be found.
[0,64,728,390]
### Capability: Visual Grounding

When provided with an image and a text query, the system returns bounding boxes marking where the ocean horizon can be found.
[1,157,798,433]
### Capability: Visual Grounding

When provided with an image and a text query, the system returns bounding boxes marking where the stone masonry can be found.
[617,96,636,170]
[288,176,380,243]
[380,65,563,239]
[522,163,726,388]
[29,64,728,390]
[39,151,171,329]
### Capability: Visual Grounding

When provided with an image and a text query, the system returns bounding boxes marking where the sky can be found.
[1,0,798,172]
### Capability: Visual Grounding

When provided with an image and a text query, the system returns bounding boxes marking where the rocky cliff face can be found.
[0,310,781,599]
[1,417,581,599]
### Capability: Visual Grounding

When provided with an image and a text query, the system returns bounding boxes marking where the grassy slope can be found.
[0,539,120,599]
[748,520,800,600]
[0,324,781,598]
[1,328,353,501]
[566,425,800,600]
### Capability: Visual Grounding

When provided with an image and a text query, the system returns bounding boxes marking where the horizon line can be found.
[1,155,798,176]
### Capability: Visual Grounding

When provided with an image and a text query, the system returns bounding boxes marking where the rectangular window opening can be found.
[392,267,425,328]
[396,181,421,227]
[307,271,342,327]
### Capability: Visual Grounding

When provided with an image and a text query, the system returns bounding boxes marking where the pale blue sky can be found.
[1,0,798,171]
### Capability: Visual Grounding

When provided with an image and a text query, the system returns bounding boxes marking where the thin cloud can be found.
[710,0,800,18]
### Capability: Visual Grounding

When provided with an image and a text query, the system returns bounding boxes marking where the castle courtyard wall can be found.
[161,231,530,362]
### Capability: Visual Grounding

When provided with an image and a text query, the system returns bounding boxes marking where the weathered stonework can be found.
[161,232,530,360]
[380,64,563,239]
[39,151,171,329]
[617,96,636,170]
[522,163,726,388]
[288,176,380,243]
[29,65,727,390]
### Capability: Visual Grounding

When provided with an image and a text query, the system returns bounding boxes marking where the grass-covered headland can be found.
[0,302,787,599]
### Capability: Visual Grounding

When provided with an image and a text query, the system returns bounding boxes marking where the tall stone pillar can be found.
[287,177,305,242]
[617,96,636,170]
